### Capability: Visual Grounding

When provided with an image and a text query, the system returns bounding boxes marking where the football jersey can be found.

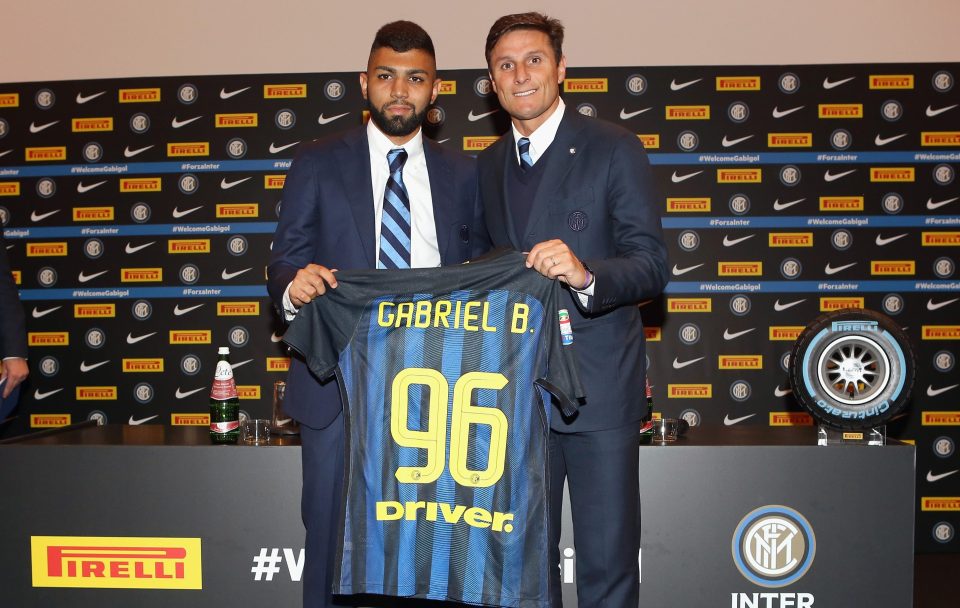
[284,249,584,608]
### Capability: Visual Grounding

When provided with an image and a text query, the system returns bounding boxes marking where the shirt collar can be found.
[367,119,425,162]
[511,97,566,164]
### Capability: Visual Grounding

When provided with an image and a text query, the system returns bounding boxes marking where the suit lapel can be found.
[424,139,453,262]
[524,112,585,246]
[335,128,376,267]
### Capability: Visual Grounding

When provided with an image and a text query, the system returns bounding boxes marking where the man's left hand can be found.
[1,357,28,399]
[526,239,589,289]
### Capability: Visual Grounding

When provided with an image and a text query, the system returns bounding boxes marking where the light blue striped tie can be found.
[518,137,533,171]
[378,148,411,269]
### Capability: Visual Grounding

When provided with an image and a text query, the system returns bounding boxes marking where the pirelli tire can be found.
[789,309,915,430]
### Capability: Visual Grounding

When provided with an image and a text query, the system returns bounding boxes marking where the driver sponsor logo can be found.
[922,132,960,146]
[215,113,258,127]
[731,505,816,593]
[168,239,210,254]
[870,74,914,89]
[26,147,67,161]
[719,262,762,276]
[122,268,163,282]
[718,355,763,370]
[0,93,19,107]
[31,536,202,590]
[922,326,960,340]
[172,414,209,426]
[462,136,498,151]
[122,359,164,372]
[76,386,118,400]
[668,384,712,398]
[237,386,261,399]
[666,105,710,119]
[264,175,286,189]
[666,197,710,212]
[170,330,212,345]
[644,327,662,341]
[74,304,115,318]
[819,196,864,211]
[167,142,210,157]
[870,167,915,182]
[563,78,608,92]
[30,415,71,428]
[921,498,960,511]
[119,88,161,102]
[668,298,712,312]
[216,203,258,218]
[922,232,960,246]
[821,297,864,311]
[217,302,260,316]
[27,242,68,257]
[438,81,456,95]
[120,178,161,192]
[818,103,863,118]
[0,182,19,196]
[871,260,915,275]
[71,117,113,132]
[637,134,660,149]
[263,84,307,98]
[73,207,115,221]
[716,76,760,90]
[29,332,69,346]
[767,133,812,147]
[769,327,804,340]
[770,412,813,426]
[267,357,291,372]
[768,233,812,247]
[717,169,761,183]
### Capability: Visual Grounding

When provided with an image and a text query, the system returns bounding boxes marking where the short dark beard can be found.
[367,99,426,137]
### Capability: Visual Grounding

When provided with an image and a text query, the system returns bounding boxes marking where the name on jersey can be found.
[378,300,531,334]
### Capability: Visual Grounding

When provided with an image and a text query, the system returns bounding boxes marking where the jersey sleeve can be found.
[536,287,586,418]
[282,293,354,381]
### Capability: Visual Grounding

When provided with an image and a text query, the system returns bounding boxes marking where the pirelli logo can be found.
[716,76,760,90]
[71,117,113,132]
[921,498,960,511]
[122,358,164,372]
[237,385,261,400]
[31,536,202,589]
[768,133,812,147]
[769,326,804,340]
[820,196,864,211]
[121,268,162,282]
[168,239,210,254]
[666,105,710,120]
[12,270,20,285]
[818,103,863,118]
[770,412,813,426]
[29,332,69,346]
[172,414,209,426]
[923,326,960,340]
[463,136,499,151]
[0,93,19,107]
[31,415,71,428]
[922,232,960,246]
[717,169,761,183]
[73,207,115,221]
[666,197,710,212]
[216,203,258,218]
[76,386,117,400]
[768,233,813,247]
[264,84,307,98]
[870,74,914,89]
[923,412,960,425]
[668,384,712,398]
[74,304,115,318]
[637,134,660,149]
[217,302,260,316]
[169,330,212,344]
[644,327,661,342]
[119,88,161,102]
[922,132,960,146]
[870,167,915,182]
[821,297,864,311]
[267,357,291,372]
[0,181,20,196]
[26,147,67,162]
[215,113,258,127]
[842,432,865,441]
[718,261,762,276]
[264,175,286,189]
[167,142,210,157]
[718,355,763,370]
[667,298,712,313]
[563,78,608,92]
[27,242,68,257]
[120,178,161,192]
[438,81,456,95]
[871,260,915,275]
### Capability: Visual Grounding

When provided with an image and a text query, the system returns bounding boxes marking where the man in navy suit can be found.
[479,13,669,607]
[267,21,487,608]
[0,232,28,420]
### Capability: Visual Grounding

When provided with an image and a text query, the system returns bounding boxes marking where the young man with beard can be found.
[479,12,669,608]
[267,21,487,607]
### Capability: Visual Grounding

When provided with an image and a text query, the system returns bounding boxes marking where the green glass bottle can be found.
[209,346,240,444]
[639,376,655,444]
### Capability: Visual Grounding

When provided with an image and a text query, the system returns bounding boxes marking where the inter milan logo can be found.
[474,77,493,96]
[881,100,902,122]
[729,295,751,316]
[178,83,199,104]
[131,299,153,321]
[679,409,700,427]
[679,323,701,346]
[933,522,954,544]
[0,207,8,226]
[777,73,800,94]
[0,118,8,139]
[35,88,55,109]
[881,192,904,214]
[567,211,588,232]
[85,328,106,349]
[38,356,60,378]
[934,436,955,458]
[934,257,955,279]
[932,71,954,92]
[88,411,108,425]
[178,173,199,194]
[729,194,750,215]
[732,505,816,587]
[130,112,151,133]
[677,130,699,151]
[830,129,852,150]
[229,326,250,348]
[780,353,792,373]
[180,354,202,376]
[779,165,801,187]
[882,293,904,315]
[130,202,151,223]
[934,351,955,373]
[576,103,597,118]
[228,236,248,256]
[830,229,852,251]
[625,74,647,96]
[275,109,296,130]
[426,106,445,126]
[678,230,700,252]
[324,79,346,101]
[727,101,750,123]
[226,138,247,159]
[179,264,200,285]
[134,383,155,404]
[780,258,801,279]
[37,267,58,287]
[933,164,955,186]
[82,142,103,163]
[83,238,104,259]
[37,178,56,198]
[730,380,752,402]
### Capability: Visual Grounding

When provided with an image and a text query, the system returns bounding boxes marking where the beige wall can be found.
[2,0,958,83]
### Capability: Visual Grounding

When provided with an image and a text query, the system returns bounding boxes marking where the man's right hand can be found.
[289,264,338,308]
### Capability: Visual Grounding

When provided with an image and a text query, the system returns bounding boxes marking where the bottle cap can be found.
[218,346,230,355]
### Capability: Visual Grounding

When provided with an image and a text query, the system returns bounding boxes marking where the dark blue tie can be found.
[378,148,411,269]
[518,137,533,171]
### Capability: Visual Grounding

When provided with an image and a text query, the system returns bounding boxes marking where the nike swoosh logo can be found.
[317,112,349,125]
[875,233,907,246]
[222,268,252,280]
[29,120,59,134]
[670,78,702,91]
[275,418,293,426]
[824,262,856,275]
[772,105,804,118]
[220,86,250,99]
[671,170,702,183]
[174,303,204,316]
[926,470,959,483]
[269,141,300,154]
[77,180,107,193]
[34,388,63,400]
[723,328,755,340]
[723,234,755,247]
[926,104,958,118]
[129,415,159,425]
[672,263,703,276]
[172,206,202,218]
[0,150,11,158]
[125,241,155,254]
[927,384,959,397]
[619,108,652,120]
[271,332,285,343]
[175,387,205,399]
[80,360,110,372]
[823,76,855,89]
[824,169,856,182]
[774,298,805,312]
[220,176,251,189]
[76,91,106,104]
[171,116,202,128]
[78,270,108,283]
[874,133,907,146]
[722,134,754,147]
[32,305,62,318]
[773,198,805,211]
[672,356,704,369]
[231,359,253,370]
[127,332,156,344]
[928,298,959,311]
[774,386,793,397]
[468,109,499,121]
[724,413,756,426]
[124,144,154,158]
[30,209,60,222]
[927,197,958,210]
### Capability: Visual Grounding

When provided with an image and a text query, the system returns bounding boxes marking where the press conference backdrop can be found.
[0,64,957,551]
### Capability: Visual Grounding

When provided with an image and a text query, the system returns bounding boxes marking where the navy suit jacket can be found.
[0,233,27,360]
[479,110,669,432]
[267,126,488,429]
